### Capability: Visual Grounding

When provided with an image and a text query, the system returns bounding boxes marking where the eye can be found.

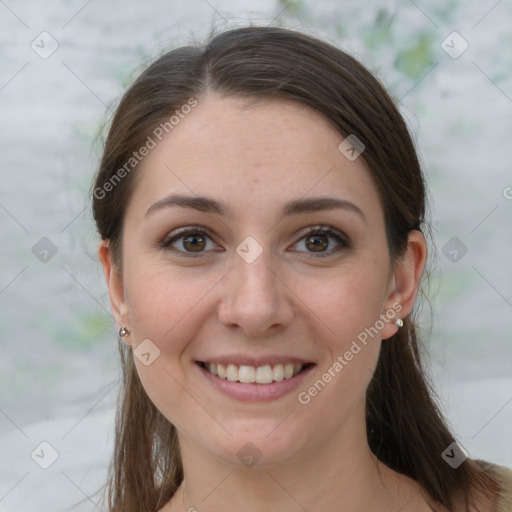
[160,227,220,257]
[160,224,350,258]
[290,225,350,258]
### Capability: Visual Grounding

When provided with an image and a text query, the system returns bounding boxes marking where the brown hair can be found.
[91,26,502,512]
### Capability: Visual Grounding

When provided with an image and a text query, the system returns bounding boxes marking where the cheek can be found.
[134,357,207,438]
[298,265,386,395]
[123,260,227,423]
[126,269,207,432]
[125,258,212,342]
[302,264,388,346]
[295,270,384,425]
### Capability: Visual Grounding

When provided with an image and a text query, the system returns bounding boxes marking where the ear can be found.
[98,240,132,345]
[380,230,428,340]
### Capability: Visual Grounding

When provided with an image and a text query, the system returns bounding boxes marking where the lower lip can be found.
[196,363,315,402]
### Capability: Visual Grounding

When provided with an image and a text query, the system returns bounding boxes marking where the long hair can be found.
[91,26,503,512]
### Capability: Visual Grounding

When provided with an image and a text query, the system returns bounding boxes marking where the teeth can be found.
[272,364,284,381]
[238,365,255,383]
[226,364,238,382]
[203,362,305,384]
[255,364,273,384]
[284,363,294,379]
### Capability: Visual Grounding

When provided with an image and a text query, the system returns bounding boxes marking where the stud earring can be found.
[395,318,404,328]
[119,325,130,337]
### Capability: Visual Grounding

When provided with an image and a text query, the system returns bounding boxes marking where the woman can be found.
[92,26,512,512]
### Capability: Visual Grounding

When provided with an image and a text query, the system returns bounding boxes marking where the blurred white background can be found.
[0,0,511,510]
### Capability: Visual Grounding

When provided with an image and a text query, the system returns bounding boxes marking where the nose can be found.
[217,246,294,338]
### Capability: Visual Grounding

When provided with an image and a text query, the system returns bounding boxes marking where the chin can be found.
[201,419,313,470]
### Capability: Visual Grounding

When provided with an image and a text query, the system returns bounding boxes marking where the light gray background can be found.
[1,1,511,510]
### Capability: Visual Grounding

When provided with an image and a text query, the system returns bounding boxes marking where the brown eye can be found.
[305,233,329,252]
[291,226,350,258]
[160,228,219,257]
[182,233,206,252]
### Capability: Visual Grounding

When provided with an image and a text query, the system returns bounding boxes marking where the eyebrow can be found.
[144,194,366,223]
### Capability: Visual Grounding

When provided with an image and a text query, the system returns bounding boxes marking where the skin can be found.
[99,94,434,511]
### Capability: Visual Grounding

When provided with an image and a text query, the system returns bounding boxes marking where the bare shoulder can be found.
[471,460,512,512]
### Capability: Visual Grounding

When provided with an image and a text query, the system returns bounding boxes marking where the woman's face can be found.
[101,95,416,468]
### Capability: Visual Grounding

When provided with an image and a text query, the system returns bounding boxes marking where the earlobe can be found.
[98,240,131,344]
[380,230,428,340]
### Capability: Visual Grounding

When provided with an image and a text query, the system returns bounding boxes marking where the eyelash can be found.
[159,225,350,259]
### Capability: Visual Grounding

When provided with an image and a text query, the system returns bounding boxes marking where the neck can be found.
[167,403,431,512]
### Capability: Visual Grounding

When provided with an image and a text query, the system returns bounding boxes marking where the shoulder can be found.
[473,459,512,512]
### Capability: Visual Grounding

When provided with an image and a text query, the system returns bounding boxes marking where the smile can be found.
[198,361,313,384]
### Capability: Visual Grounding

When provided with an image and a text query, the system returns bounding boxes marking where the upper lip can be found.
[196,355,315,367]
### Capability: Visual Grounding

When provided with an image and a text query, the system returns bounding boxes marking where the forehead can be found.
[127,95,383,224]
